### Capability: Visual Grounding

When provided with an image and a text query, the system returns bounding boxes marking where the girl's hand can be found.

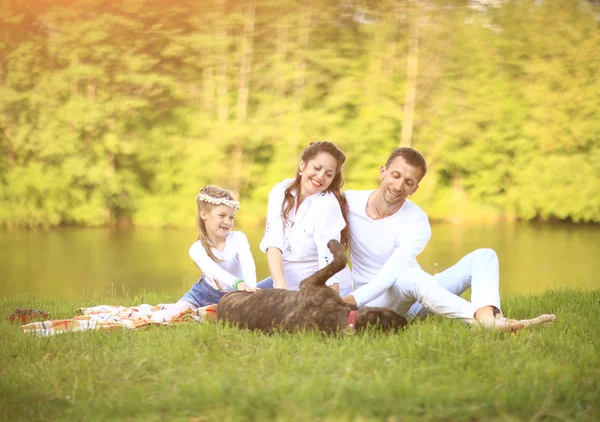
[235,282,260,292]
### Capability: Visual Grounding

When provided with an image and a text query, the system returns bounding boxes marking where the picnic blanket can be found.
[21,304,218,336]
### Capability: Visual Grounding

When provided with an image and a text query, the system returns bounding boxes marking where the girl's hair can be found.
[282,141,350,249]
[196,185,237,263]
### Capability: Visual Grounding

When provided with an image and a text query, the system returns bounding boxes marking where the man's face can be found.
[379,156,422,206]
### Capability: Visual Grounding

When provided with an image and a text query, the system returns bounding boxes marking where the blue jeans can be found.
[180,276,226,307]
[257,277,274,289]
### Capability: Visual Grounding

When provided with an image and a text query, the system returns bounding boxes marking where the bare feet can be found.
[510,314,557,328]
[474,306,557,332]
[194,304,219,322]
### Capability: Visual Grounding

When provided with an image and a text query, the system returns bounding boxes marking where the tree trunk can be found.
[236,0,255,122]
[293,1,311,107]
[87,79,96,101]
[289,0,312,158]
[203,66,215,114]
[216,0,229,122]
[105,118,117,225]
[401,2,419,148]
[383,7,401,78]
[105,151,115,224]
[231,0,256,196]
[274,13,289,97]
[0,125,14,169]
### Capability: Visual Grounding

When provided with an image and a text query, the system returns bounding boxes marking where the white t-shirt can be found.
[189,231,257,292]
[259,178,352,294]
[345,190,432,306]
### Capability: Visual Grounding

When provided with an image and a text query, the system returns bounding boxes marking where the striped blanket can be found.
[21,304,217,336]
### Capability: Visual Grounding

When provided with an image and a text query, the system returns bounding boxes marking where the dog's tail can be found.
[302,239,347,288]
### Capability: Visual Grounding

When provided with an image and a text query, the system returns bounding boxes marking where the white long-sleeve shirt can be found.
[346,190,432,306]
[259,178,352,293]
[189,231,257,292]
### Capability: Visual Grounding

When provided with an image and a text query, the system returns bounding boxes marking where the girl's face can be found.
[201,204,236,241]
[298,152,338,198]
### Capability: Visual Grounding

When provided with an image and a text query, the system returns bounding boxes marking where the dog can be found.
[217,240,407,334]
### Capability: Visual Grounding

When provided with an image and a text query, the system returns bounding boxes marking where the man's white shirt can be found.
[345,190,432,306]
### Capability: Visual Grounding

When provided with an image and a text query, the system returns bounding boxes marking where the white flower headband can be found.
[196,193,240,210]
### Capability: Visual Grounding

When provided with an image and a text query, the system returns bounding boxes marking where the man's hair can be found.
[385,147,427,180]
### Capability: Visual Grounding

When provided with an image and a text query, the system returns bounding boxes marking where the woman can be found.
[258,141,353,296]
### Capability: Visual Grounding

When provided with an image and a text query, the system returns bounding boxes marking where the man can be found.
[341,147,554,330]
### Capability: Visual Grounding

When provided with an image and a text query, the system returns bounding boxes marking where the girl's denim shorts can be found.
[180,276,226,308]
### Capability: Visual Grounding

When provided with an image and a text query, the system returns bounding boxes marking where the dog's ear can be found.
[355,308,408,332]
[300,239,347,288]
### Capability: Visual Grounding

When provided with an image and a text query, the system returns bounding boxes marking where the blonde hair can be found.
[196,185,238,263]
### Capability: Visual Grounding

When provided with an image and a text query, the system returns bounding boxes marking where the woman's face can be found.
[298,152,338,198]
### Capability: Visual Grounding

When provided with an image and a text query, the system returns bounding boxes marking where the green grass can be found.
[1,290,598,422]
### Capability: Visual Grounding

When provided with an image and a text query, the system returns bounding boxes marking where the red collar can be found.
[346,310,358,333]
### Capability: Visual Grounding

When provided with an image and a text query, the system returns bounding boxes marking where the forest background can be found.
[1,0,599,229]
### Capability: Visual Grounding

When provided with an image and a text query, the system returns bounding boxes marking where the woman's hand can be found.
[273,279,287,289]
[267,247,287,289]
[235,282,260,292]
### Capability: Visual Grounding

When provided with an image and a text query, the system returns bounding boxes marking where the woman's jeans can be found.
[256,277,274,289]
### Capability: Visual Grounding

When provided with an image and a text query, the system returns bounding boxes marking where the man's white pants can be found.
[362,248,501,323]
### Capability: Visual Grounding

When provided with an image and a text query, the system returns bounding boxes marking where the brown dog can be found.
[217,240,407,334]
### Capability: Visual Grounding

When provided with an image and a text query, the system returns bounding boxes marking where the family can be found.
[152,141,555,331]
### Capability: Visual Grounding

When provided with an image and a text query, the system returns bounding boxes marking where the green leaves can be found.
[0,0,598,227]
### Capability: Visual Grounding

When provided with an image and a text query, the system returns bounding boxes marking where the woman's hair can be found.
[196,185,237,263]
[282,141,350,249]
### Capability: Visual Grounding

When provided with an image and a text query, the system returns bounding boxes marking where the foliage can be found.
[0,0,599,227]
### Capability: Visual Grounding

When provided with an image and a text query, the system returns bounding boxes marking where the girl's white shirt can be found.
[259,178,352,294]
[345,189,432,306]
[189,231,257,292]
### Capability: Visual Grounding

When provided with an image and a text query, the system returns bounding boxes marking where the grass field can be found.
[1,290,598,421]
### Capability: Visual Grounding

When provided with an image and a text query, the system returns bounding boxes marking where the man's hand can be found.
[342,295,357,306]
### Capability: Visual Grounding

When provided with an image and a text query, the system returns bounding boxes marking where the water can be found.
[1,222,598,300]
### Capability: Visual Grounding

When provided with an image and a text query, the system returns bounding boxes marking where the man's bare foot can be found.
[511,314,557,328]
[474,306,557,332]
[474,305,500,327]
[484,317,526,332]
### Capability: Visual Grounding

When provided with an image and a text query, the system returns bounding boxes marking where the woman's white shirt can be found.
[259,178,352,293]
[189,231,257,292]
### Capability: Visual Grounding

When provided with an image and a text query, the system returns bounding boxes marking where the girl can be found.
[258,141,353,296]
[152,186,258,322]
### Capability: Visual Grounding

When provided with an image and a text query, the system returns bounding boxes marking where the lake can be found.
[1,222,598,300]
